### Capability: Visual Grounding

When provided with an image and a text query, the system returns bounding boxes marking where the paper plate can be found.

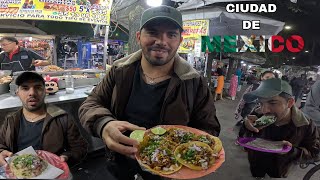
[5,150,69,179]
[237,137,292,154]
[136,125,225,179]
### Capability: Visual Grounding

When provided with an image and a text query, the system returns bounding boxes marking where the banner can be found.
[0,0,112,25]
[179,19,209,54]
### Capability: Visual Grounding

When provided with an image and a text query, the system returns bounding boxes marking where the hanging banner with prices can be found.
[0,0,113,25]
[179,19,209,54]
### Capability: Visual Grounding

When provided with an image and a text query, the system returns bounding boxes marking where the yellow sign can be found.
[179,19,209,54]
[0,0,112,25]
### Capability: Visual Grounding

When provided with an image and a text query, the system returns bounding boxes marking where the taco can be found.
[174,141,216,170]
[9,154,48,179]
[166,128,196,144]
[137,134,182,175]
[195,135,222,154]
[254,116,276,128]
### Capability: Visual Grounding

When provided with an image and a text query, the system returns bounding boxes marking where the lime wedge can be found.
[129,130,145,142]
[151,127,167,135]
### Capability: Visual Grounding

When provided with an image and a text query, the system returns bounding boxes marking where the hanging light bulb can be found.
[146,0,163,7]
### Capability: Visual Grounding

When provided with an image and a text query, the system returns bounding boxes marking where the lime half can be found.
[151,127,167,135]
[129,130,145,142]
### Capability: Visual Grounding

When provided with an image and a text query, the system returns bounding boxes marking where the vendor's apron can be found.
[1,61,25,72]
[1,54,34,72]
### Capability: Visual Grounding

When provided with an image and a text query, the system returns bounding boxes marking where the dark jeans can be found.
[106,153,165,180]
[249,161,283,178]
[248,151,289,178]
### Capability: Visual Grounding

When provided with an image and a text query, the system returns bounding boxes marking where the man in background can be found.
[0,37,50,72]
[291,74,307,102]
[243,78,319,178]
[303,79,320,128]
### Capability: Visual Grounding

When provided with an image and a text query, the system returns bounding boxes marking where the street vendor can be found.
[0,37,50,72]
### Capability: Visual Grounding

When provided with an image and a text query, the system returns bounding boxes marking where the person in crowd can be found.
[79,5,221,180]
[0,72,88,166]
[303,80,320,128]
[236,68,242,90]
[246,73,258,85]
[242,78,320,178]
[300,78,314,109]
[229,74,238,100]
[289,76,296,85]
[0,37,50,72]
[214,67,225,101]
[291,74,307,102]
[281,75,289,82]
[235,70,276,126]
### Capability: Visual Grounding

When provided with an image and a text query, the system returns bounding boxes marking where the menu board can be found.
[0,0,112,25]
[179,19,209,54]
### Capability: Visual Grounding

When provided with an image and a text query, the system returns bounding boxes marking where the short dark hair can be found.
[216,68,224,76]
[15,72,45,86]
[0,37,19,45]
[279,92,293,101]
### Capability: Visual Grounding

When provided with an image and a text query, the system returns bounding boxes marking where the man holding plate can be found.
[0,72,88,167]
[79,5,221,180]
[242,78,320,178]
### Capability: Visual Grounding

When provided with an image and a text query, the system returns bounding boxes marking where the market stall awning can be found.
[0,20,46,35]
[172,0,258,11]
[181,6,285,36]
[36,21,94,37]
[228,52,266,65]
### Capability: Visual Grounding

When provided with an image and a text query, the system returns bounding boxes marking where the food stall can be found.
[178,19,209,74]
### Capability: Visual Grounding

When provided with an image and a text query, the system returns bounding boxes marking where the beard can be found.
[142,44,177,66]
[23,102,45,112]
[22,97,45,112]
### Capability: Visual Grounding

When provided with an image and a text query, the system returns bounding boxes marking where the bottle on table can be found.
[65,72,74,94]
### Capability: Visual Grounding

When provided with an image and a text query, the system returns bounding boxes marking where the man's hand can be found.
[102,121,146,159]
[244,115,260,133]
[60,155,69,162]
[279,140,293,155]
[33,60,49,66]
[282,140,293,148]
[0,150,13,166]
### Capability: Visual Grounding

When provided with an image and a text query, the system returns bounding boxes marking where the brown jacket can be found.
[0,105,88,164]
[79,50,221,138]
[243,106,320,177]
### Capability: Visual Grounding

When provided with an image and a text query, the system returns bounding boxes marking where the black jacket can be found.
[0,47,44,72]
